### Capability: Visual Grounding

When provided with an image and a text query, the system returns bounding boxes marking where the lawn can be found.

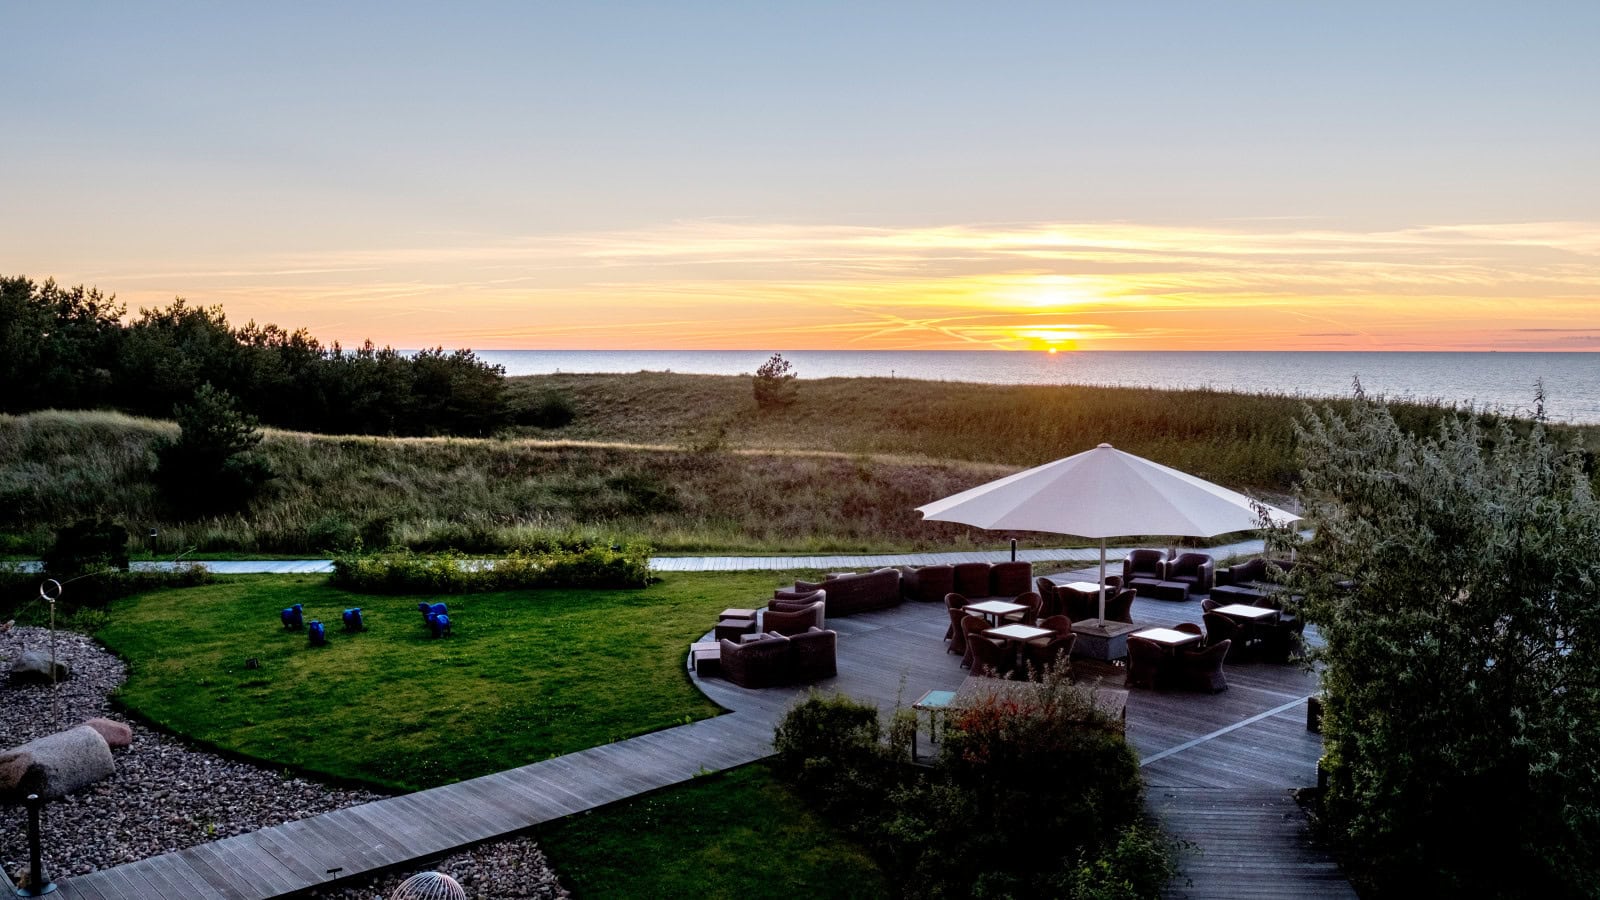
[539,762,887,899]
[97,571,796,791]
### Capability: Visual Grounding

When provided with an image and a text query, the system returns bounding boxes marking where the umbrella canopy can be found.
[916,443,1300,622]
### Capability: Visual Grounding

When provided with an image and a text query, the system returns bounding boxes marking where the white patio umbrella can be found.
[916,443,1300,624]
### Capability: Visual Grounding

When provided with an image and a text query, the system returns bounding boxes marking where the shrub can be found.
[514,390,577,428]
[329,544,653,594]
[42,518,130,576]
[771,672,1169,898]
[0,561,212,617]
[752,352,798,410]
[1288,396,1600,896]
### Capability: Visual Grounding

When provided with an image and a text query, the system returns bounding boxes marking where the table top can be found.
[1214,603,1279,620]
[1131,627,1203,646]
[913,689,958,710]
[720,608,758,618]
[1060,581,1104,593]
[966,599,1027,615]
[985,623,1055,641]
[690,641,719,652]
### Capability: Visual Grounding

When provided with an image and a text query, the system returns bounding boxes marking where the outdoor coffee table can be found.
[688,642,721,677]
[1059,580,1104,595]
[720,608,758,620]
[965,599,1027,626]
[984,623,1054,643]
[1130,627,1203,649]
[911,689,957,760]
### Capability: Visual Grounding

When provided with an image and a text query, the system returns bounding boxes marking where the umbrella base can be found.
[1071,621,1141,661]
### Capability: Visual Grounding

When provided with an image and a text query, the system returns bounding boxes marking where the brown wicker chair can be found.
[1003,590,1043,626]
[940,589,966,637]
[961,615,993,670]
[772,588,827,606]
[1025,632,1077,676]
[1203,611,1251,661]
[947,606,971,655]
[1037,614,1074,636]
[1167,552,1215,594]
[1200,596,1223,614]
[968,632,1013,678]
[718,633,792,688]
[1104,588,1136,624]
[762,600,824,636]
[1177,639,1230,692]
[1126,636,1169,690]
[1174,622,1205,645]
[1036,577,1063,617]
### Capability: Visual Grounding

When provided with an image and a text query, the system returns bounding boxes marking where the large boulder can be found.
[80,718,133,749]
[9,650,71,684]
[0,726,115,803]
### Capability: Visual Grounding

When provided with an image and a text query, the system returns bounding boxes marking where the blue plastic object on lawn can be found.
[342,608,364,631]
[281,604,303,630]
[308,620,326,646]
[429,613,451,638]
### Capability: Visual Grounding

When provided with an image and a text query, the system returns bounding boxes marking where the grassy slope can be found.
[11,373,1592,555]
[539,762,887,899]
[98,572,796,791]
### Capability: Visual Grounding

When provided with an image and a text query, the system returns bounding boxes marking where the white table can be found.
[1131,627,1203,647]
[984,623,1054,643]
[1214,603,1280,622]
[965,599,1027,625]
[1060,580,1104,594]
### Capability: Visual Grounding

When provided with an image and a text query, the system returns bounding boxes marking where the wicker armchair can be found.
[1203,612,1251,661]
[1167,553,1215,594]
[943,592,969,640]
[772,588,827,606]
[790,627,838,681]
[1025,632,1077,675]
[900,564,955,603]
[1003,590,1043,626]
[968,633,1013,678]
[1122,549,1168,584]
[961,615,993,670]
[947,607,972,655]
[953,563,992,598]
[1177,639,1230,692]
[1174,622,1205,644]
[1126,636,1169,690]
[989,561,1034,597]
[762,600,824,637]
[719,633,793,689]
[1036,577,1063,617]
[1104,588,1136,624]
[1037,614,1074,636]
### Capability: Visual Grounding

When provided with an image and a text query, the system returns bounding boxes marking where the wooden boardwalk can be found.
[54,560,1349,898]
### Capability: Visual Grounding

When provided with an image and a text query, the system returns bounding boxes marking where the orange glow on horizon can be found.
[45,219,1600,353]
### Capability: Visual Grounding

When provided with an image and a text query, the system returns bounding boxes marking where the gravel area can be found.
[1,626,568,898]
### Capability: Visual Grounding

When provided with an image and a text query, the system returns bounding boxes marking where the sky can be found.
[3,2,1598,351]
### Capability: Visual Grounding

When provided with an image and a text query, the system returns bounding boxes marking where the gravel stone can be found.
[1,626,568,897]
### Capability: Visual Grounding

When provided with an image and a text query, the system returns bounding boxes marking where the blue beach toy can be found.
[342,607,365,631]
[307,620,327,646]
[281,604,304,630]
[429,613,451,639]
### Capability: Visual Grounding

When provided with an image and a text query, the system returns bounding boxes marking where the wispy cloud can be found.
[73,218,1600,350]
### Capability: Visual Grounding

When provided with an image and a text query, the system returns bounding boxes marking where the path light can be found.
[15,794,56,896]
[389,871,466,900]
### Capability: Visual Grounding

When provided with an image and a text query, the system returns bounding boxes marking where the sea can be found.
[473,350,1600,425]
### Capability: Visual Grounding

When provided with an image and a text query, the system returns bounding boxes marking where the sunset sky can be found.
[4,3,1597,351]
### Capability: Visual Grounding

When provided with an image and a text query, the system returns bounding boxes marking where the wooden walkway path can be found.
[54,559,1349,898]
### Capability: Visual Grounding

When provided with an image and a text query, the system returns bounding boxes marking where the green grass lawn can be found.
[98,571,796,791]
[539,762,887,899]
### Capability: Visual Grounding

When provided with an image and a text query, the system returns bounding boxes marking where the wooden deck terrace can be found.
[697,569,1354,898]
[50,566,1351,898]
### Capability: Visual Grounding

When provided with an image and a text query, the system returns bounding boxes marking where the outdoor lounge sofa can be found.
[719,627,837,688]
[792,569,902,616]
[899,564,955,603]
[762,599,825,636]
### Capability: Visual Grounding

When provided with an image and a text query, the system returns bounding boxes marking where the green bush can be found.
[153,383,274,513]
[514,389,577,428]
[772,674,1172,898]
[0,561,213,617]
[753,352,798,410]
[329,545,653,594]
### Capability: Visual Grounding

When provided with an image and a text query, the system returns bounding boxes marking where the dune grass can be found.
[97,571,797,792]
[538,762,888,899]
[10,373,1593,556]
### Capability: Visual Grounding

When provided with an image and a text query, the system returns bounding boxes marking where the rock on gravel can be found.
[9,649,70,683]
[0,725,116,802]
[80,717,133,749]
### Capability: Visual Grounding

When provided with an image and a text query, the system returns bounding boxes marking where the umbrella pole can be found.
[1097,537,1107,625]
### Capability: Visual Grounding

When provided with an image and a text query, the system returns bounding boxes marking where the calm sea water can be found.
[475,350,1600,424]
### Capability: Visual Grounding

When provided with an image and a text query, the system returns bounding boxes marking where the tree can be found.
[154,383,275,513]
[1286,397,1600,896]
[752,352,798,409]
[0,277,124,412]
